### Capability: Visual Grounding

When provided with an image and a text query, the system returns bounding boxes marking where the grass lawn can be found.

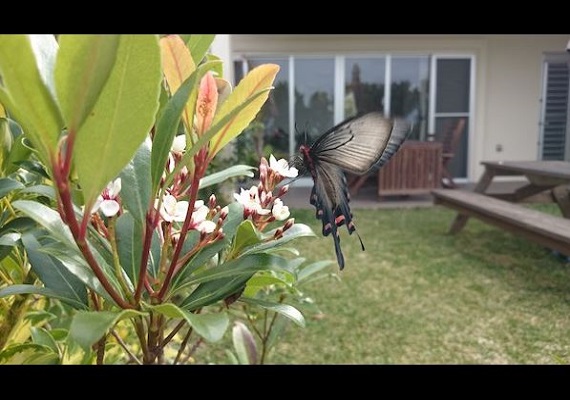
[203,203,570,364]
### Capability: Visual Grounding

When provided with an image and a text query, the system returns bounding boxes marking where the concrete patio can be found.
[283,180,542,210]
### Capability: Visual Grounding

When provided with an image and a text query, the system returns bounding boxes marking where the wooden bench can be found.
[431,188,570,256]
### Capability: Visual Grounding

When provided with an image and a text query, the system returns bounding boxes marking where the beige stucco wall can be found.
[227,35,569,181]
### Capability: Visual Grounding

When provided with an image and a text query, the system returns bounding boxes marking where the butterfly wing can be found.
[310,160,361,270]
[312,112,410,175]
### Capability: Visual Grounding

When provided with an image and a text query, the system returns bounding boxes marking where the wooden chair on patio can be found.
[438,118,466,188]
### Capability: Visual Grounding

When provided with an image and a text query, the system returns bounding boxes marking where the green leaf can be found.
[0,35,63,164]
[229,220,263,258]
[0,284,87,310]
[69,310,146,352]
[297,260,335,283]
[31,327,60,354]
[13,200,76,249]
[232,321,257,365]
[180,253,293,311]
[187,35,215,65]
[240,297,305,327]
[74,35,162,207]
[208,64,279,158]
[240,223,316,257]
[4,134,32,175]
[55,34,120,132]
[0,343,59,365]
[0,232,20,247]
[243,273,292,298]
[19,184,56,199]
[21,233,88,309]
[149,303,229,343]
[151,70,197,192]
[0,177,24,199]
[37,246,113,303]
[119,139,152,224]
[28,34,59,100]
[115,213,142,285]
[199,165,255,189]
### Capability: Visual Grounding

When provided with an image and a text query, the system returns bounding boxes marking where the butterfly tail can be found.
[332,228,345,270]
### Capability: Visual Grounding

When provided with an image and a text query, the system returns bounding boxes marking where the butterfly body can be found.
[292,112,410,270]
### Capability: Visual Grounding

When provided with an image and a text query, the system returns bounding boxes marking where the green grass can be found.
[204,203,570,364]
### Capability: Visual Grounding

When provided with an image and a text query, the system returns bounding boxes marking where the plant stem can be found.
[159,320,186,349]
[111,330,142,365]
[173,326,194,365]
[134,209,159,304]
[95,336,106,365]
[158,157,206,300]
[52,142,132,310]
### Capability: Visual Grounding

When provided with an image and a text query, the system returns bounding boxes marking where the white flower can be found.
[92,178,121,217]
[233,186,270,215]
[191,204,216,234]
[171,135,186,154]
[158,194,189,222]
[271,198,290,221]
[269,154,298,178]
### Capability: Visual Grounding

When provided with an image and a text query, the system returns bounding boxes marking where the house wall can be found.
[225,35,569,181]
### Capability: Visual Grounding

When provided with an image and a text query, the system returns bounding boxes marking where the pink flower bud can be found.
[283,218,295,231]
[196,72,218,136]
[278,185,289,197]
[209,194,216,209]
[274,227,284,239]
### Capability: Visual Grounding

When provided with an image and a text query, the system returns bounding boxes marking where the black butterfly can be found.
[290,112,411,270]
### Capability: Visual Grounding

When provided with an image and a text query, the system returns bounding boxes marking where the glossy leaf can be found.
[55,34,120,132]
[28,35,59,100]
[187,35,215,65]
[115,213,143,284]
[30,327,59,354]
[13,200,76,249]
[74,35,162,208]
[149,303,229,343]
[232,321,257,364]
[21,233,88,309]
[151,71,196,192]
[4,134,32,175]
[180,253,292,311]
[0,343,59,365]
[240,297,305,327]
[240,223,316,257]
[38,246,115,304]
[297,260,335,283]
[0,284,87,310]
[208,64,279,157]
[199,165,255,189]
[0,232,20,247]
[0,177,24,199]
[0,35,63,163]
[229,220,262,259]
[69,309,146,351]
[119,139,152,224]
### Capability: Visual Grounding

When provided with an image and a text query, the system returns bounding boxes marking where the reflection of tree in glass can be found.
[391,80,423,140]
[345,63,384,118]
[294,89,333,148]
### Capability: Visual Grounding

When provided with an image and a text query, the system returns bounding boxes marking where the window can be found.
[235,53,473,180]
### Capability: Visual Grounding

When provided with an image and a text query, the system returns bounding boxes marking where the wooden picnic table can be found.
[432,160,570,256]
